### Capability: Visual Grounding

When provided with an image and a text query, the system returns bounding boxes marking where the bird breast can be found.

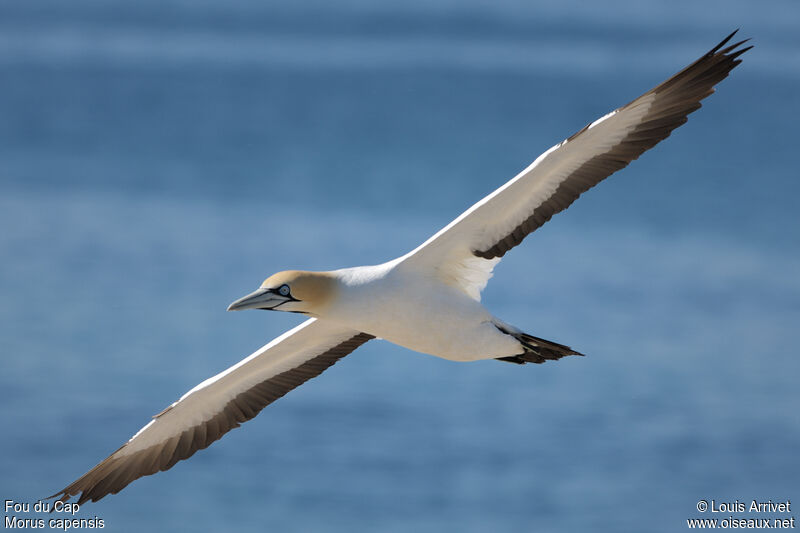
[324,267,521,361]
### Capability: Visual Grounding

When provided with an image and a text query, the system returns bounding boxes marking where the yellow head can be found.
[227,270,337,316]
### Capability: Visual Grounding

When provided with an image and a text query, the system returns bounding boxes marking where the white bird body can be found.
[323,261,521,361]
[51,32,751,505]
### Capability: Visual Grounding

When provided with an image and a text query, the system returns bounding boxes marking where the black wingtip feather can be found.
[710,29,739,55]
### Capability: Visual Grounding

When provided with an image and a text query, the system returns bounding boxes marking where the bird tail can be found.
[493,322,584,365]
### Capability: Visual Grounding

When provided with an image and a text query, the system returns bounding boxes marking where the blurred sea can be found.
[1,1,798,532]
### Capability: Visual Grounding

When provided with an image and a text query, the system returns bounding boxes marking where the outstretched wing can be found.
[50,318,373,505]
[400,31,750,300]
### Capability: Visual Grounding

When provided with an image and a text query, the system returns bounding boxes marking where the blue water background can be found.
[1,1,798,531]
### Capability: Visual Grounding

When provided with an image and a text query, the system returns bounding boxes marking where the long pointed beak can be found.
[227,288,289,311]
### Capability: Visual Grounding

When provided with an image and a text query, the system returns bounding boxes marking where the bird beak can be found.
[227,288,290,311]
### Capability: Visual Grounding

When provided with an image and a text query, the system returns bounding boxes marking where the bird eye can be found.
[278,284,290,297]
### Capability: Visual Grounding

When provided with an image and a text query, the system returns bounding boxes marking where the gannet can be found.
[51,32,750,505]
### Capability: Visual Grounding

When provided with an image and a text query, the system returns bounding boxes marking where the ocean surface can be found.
[1,1,798,532]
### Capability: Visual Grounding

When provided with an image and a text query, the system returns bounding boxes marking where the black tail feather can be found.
[495,325,584,365]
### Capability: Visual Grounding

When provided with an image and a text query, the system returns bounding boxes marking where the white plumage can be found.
[51,31,750,505]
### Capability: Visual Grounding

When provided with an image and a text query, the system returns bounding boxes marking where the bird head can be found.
[227,270,337,316]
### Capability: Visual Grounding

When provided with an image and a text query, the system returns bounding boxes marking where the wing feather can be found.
[401,31,750,298]
[50,318,373,505]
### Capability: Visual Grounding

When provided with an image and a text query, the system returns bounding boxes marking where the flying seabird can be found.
[51,31,750,505]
